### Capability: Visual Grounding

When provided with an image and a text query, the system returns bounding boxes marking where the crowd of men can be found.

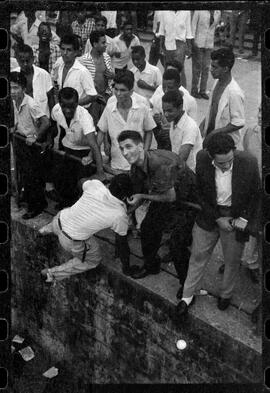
[10,10,261,321]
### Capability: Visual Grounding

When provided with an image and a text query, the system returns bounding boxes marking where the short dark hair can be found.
[162,90,183,108]
[117,130,143,144]
[131,45,146,58]
[16,43,33,57]
[37,22,52,35]
[163,69,181,85]
[10,71,27,89]
[165,60,183,74]
[90,30,106,46]
[113,70,134,90]
[206,133,236,157]
[211,48,235,70]
[60,34,80,51]
[95,15,107,25]
[109,174,133,200]
[58,87,79,103]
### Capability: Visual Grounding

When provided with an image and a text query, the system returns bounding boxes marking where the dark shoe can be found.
[45,189,60,202]
[176,286,183,300]
[131,264,160,279]
[218,264,225,274]
[176,296,195,316]
[246,268,260,284]
[217,297,231,311]
[199,92,209,100]
[122,264,141,276]
[191,92,201,99]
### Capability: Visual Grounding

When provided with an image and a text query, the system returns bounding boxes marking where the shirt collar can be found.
[119,33,135,42]
[112,94,140,112]
[135,61,151,74]
[173,111,187,129]
[212,160,233,173]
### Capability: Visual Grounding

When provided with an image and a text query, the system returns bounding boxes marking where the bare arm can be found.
[85,133,105,178]
[178,144,193,163]
[79,94,98,106]
[143,131,153,151]
[128,187,176,206]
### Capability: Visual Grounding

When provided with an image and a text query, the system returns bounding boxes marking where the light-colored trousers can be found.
[42,212,102,281]
[183,222,245,299]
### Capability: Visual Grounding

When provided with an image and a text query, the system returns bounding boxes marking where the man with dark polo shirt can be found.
[117,130,199,282]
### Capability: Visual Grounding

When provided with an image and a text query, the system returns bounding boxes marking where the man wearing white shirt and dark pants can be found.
[191,10,221,99]
[159,10,193,88]
[201,48,245,149]
[162,90,202,173]
[130,45,162,101]
[52,87,105,207]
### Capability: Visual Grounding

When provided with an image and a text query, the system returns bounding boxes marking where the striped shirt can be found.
[72,18,95,47]
[78,52,113,96]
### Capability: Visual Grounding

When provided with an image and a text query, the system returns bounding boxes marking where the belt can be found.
[58,217,77,241]
[58,216,88,262]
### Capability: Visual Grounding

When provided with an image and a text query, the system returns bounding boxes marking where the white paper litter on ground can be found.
[43,367,59,378]
[12,335,25,344]
[19,346,35,361]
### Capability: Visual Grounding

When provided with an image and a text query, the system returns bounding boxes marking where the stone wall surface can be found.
[11,213,262,385]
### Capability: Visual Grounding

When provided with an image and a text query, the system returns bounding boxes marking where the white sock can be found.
[181,296,193,306]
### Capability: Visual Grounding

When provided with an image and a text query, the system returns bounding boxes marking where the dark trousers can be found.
[141,201,173,269]
[149,36,165,67]
[169,208,197,285]
[191,46,211,95]
[54,147,95,204]
[13,134,46,211]
[165,40,187,88]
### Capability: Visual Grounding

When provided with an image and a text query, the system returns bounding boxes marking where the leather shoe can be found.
[131,264,160,279]
[217,297,231,311]
[191,92,201,99]
[199,92,209,100]
[218,264,225,274]
[176,296,195,316]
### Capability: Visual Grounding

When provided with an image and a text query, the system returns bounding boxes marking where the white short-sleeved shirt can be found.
[51,103,96,150]
[159,11,193,50]
[60,179,128,240]
[13,94,46,137]
[130,61,162,100]
[112,34,141,70]
[14,65,53,118]
[150,85,197,121]
[170,112,202,172]
[56,59,97,108]
[98,95,156,171]
[203,78,245,147]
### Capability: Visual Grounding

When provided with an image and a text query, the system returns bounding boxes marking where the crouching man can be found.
[39,174,133,282]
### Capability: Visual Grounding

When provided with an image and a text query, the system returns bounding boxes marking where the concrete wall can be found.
[11,213,262,384]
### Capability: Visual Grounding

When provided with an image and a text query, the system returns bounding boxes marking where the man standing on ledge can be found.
[177,133,261,315]
[118,130,199,280]
[200,48,245,149]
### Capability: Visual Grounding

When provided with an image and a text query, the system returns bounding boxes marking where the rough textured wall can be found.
[11,217,262,384]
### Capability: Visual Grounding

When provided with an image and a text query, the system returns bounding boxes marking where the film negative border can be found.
[2,1,270,391]
[0,2,10,391]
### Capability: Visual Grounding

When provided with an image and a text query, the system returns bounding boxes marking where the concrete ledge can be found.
[11,203,262,383]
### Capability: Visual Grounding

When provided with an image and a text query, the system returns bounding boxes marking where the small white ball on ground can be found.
[176,339,187,350]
